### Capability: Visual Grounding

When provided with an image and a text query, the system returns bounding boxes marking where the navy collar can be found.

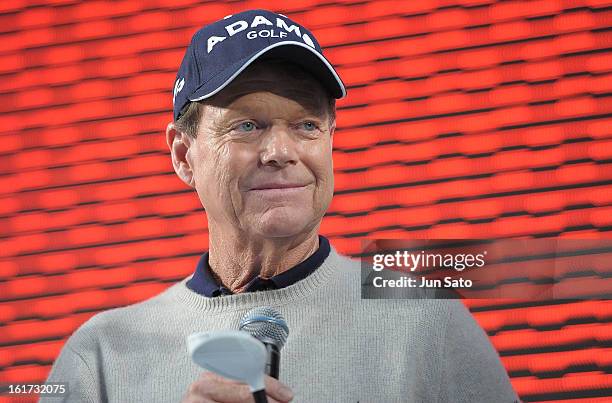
[187,236,330,297]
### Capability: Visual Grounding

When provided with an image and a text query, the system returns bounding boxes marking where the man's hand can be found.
[182,372,294,403]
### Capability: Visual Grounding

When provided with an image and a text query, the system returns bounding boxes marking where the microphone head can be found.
[239,306,289,349]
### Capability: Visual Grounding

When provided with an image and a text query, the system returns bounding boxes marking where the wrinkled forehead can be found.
[207,59,332,116]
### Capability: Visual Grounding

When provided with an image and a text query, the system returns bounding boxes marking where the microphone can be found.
[239,307,289,379]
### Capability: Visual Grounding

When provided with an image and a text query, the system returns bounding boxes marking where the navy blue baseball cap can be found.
[172,9,346,121]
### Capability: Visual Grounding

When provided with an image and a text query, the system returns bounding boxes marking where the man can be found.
[44,10,518,402]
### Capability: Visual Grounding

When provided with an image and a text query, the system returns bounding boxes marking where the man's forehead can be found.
[217,92,328,119]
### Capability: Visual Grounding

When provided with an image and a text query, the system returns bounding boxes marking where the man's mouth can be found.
[251,183,307,190]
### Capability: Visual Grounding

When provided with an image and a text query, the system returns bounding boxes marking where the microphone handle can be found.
[263,343,280,379]
[252,342,279,403]
[252,389,268,403]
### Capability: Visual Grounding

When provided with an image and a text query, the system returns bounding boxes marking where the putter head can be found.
[187,330,267,392]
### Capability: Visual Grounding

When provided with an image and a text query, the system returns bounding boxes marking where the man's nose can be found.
[259,126,299,168]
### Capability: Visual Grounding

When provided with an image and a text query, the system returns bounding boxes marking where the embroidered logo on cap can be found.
[173,77,185,106]
[206,14,315,53]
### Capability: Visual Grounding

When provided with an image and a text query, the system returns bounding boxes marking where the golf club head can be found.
[187,330,267,392]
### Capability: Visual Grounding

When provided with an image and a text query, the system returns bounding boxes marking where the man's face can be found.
[183,61,335,240]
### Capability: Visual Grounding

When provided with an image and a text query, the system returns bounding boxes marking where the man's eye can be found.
[237,122,256,132]
[301,121,317,131]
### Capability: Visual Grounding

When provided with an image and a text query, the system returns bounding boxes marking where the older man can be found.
[44,10,518,403]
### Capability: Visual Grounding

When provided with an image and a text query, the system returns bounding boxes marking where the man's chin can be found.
[251,208,314,238]
[255,222,310,239]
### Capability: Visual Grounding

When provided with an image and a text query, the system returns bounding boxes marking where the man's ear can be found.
[166,122,196,188]
[328,119,336,147]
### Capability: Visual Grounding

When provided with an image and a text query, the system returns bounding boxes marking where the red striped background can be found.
[0,0,611,401]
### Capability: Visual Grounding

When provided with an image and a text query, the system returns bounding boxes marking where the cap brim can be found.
[188,41,346,102]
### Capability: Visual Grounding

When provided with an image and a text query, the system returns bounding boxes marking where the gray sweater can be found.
[43,248,518,402]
